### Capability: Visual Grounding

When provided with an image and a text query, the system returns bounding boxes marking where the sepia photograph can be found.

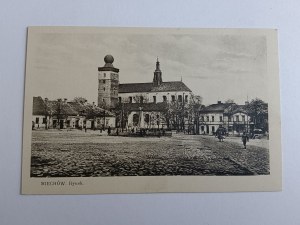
[22,27,281,194]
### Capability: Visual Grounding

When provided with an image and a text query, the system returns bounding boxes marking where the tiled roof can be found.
[231,105,248,114]
[32,96,47,115]
[46,100,78,116]
[32,97,114,117]
[119,83,153,93]
[201,103,234,113]
[119,81,192,93]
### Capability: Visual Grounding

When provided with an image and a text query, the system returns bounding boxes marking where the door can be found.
[60,120,64,129]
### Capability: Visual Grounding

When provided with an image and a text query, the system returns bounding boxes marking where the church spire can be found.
[155,57,161,72]
[153,57,162,86]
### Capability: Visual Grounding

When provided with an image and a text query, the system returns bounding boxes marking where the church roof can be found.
[119,81,192,93]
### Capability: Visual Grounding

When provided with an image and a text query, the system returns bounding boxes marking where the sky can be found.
[29,30,268,105]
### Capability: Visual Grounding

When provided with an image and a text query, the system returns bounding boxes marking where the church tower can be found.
[153,58,162,86]
[98,55,119,109]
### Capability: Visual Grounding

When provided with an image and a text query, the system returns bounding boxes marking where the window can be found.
[185,95,188,103]
[104,73,106,77]
[171,95,175,102]
[140,96,144,103]
[242,115,245,122]
[178,95,182,102]
[36,117,39,124]
[212,126,215,133]
[228,116,232,122]
[43,117,47,124]
[206,116,209,122]
[236,115,239,122]
[201,116,204,122]
[103,80,106,84]
[220,116,223,122]
[133,114,139,126]
[103,87,105,91]
[144,114,150,123]
[129,97,132,103]
[118,97,121,103]
[212,116,214,122]
[153,96,156,103]
[163,96,167,102]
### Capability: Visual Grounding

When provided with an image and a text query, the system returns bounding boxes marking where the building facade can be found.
[199,101,253,135]
[97,55,193,129]
[32,96,115,130]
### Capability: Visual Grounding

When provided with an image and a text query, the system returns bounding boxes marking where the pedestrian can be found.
[116,128,119,136]
[242,132,248,149]
[107,126,111,135]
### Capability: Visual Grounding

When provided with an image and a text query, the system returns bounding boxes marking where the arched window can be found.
[178,95,182,102]
[133,114,139,126]
[144,114,150,124]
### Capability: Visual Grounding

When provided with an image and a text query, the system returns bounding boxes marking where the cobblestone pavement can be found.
[31,130,270,177]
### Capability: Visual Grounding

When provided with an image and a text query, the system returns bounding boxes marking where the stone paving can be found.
[30,130,270,177]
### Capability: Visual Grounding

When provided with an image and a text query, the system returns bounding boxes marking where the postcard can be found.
[22,27,281,194]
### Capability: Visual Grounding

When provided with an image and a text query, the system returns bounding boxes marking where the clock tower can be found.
[98,55,119,109]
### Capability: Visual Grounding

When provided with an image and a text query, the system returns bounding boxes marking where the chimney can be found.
[44,98,48,102]
[64,98,67,103]
[217,101,222,104]
[245,101,249,105]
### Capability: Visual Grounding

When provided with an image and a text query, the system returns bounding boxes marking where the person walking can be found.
[242,132,248,149]
[107,126,111,136]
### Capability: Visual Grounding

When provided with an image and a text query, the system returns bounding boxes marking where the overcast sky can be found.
[29,30,268,105]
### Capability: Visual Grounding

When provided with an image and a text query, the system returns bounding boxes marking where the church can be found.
[97,55,193,129]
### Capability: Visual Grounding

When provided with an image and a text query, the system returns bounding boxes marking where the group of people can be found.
[215,127,250,149]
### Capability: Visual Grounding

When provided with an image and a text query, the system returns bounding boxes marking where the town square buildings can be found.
[32,54,267,135]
